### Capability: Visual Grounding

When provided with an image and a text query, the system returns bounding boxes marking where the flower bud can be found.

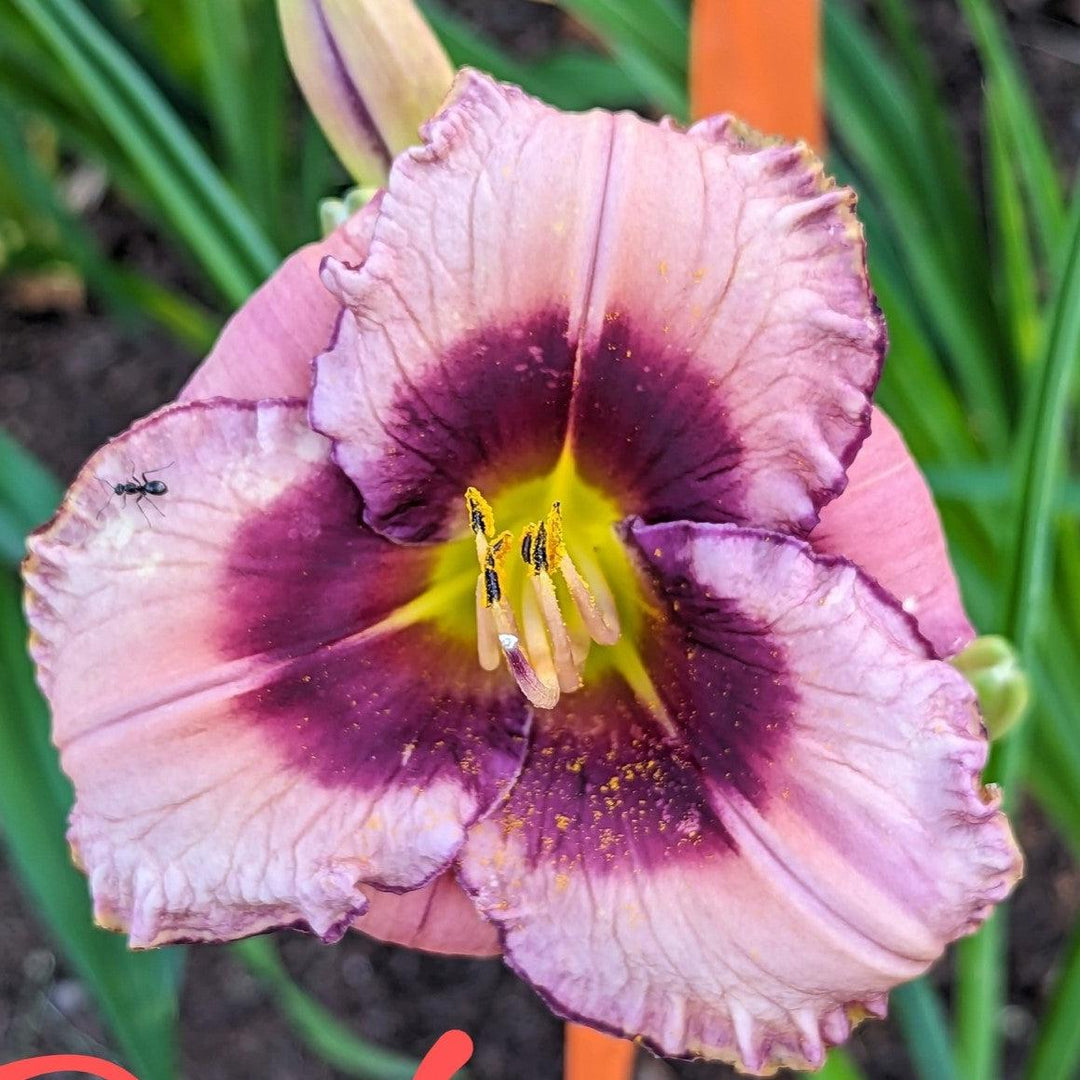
[319,185,379,236]
[953,635,1030,741]
[278,0,454,186]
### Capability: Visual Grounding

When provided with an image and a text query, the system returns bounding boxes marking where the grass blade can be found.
[49,0,280,276]
[11,0,278,304]
[799,1047,865,1080]
[0,430,63,566]
[825,2,1009,450]
[868,0,982,255]
[1023,907,1080,1080]
[956,179,1080,1080]
[925,466,1080,517]
[955,0,1065,266]
[985,76,1041,367]
[552,0,687,116]
[420,1,646,112]
[184,0,259,197]
[890,978,960,1080]
[0,98,219,352]
[1029,718,1080,863]
[1000,195,1080,755]
[185,0,290,245]
[555,0,687,81]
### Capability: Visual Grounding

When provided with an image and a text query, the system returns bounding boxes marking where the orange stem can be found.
[689,0,823,150]
[564,1023,637,1080]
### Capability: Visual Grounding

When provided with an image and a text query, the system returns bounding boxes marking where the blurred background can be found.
[1,1,1080,1078]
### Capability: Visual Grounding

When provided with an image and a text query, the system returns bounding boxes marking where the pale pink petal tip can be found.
[319,254,366,309]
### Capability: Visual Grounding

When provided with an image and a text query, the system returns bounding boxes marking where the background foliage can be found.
[0,1,1078,1077]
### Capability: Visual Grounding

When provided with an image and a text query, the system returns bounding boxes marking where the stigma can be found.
[465,487,621,710]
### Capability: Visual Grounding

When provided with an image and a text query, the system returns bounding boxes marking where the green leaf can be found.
[233,938,425,1080]
[955,914,1006,1080]
[525,49,651,112]
[297,111,347,238]
[0,97,219,352]
[420,1,646,112]
[867,0,983,258]
[1029,718,1080,862]
[184,0,259,196]
[185,0,290,246]
[956,179,1080,1080]
[891,978,961,1080]
[867,267,979,467]
[558,0,687,75]
[10,0,279,304]
[52,0,279,276]
[0,429,63,566]
[923,465,1080,516]
[553,0,687,117]
[1023,904,1080,1080]
[825,2,1009,451]
[955,0,1065,267]
[1029,655,1080,821]
[799,1046,865,1080]
[1001,192,1080,730]
[0,571,184,1080]
[984,76,1041,368]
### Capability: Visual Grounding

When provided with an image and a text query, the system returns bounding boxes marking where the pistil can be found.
[463,487,623,709]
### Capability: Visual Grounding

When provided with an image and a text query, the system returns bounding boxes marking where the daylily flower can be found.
[24,72,1020,1075]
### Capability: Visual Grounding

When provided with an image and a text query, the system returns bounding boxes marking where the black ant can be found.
[96,463,173,524]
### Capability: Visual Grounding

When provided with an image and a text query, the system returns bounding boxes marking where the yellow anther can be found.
[464,486,494,539]
[520,519,553,575]
[489,530,514,568]
[520,523,539,573]
[544,502,565,571]
[481,530,514,608]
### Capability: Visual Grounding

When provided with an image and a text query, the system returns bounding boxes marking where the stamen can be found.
[532,520,549,573]
[567,613,592,668]
[521,585,558,687]
[482,552,502,607]
[533,574,581,692]
[490,589,553,704]
[475,578,501,671]
[520,519,580,692]
[542,503,620,646]
[467,486,495,567]
[560,552,621,646]
[534,504,593,664]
